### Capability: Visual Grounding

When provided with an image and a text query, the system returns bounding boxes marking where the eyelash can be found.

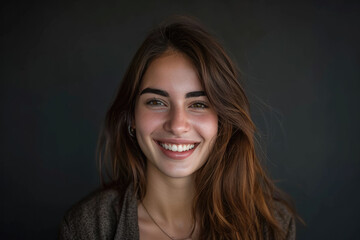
[190,102,208,109]
[145,99,209,109]
[146,98,166,106]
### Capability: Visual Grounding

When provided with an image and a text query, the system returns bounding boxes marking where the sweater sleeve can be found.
[274,201,296,240]
[59,214,75,240]
[58,188,121,240]
[284,213,296,240]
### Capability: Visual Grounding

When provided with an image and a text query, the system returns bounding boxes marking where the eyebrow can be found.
[185,91,206,98]
[140,88,169,97]
[140,88,206,98]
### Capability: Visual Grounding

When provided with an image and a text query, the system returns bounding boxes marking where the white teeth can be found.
[178,145,183,152]
[159,142,195,152]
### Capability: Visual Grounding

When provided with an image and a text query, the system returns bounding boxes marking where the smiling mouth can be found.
[156,141,197,153]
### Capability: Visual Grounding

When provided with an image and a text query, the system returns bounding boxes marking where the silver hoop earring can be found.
[128,125,135,137]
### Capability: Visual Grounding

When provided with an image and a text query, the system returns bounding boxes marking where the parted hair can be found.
[98,16,294,240]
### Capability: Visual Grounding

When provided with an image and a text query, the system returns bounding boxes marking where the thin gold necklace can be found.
[141,202,195,240]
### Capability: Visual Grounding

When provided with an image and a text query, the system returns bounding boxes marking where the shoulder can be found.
[59,185,125,240]
[272,200,296,240]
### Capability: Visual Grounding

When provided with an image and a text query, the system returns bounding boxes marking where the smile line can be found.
[156,141,196,153]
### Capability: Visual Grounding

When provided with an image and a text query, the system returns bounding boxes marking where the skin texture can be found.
[134,52,218,239]
[134,52,218,179]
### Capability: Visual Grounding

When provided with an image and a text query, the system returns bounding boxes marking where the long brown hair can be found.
[99,16,294,240]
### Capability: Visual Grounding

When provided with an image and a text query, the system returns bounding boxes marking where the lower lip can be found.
[156,141,197,160]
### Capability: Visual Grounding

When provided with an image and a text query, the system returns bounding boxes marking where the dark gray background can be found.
[1,0,359,239]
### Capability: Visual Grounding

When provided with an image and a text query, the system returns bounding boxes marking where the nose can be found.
[164,106,191,136]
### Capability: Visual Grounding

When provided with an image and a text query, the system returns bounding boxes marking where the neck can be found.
[142,163,195,224]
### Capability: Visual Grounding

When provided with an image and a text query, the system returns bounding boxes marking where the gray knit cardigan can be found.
[59,184,295,239]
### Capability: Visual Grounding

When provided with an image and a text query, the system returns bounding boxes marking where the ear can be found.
[126,112,135,130]
[131,116,136,129]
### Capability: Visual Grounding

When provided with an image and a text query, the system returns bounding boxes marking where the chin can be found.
[151,159,202,179]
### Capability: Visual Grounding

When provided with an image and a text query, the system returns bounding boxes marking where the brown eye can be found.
[190,102,208,109]
[146,99,165,106]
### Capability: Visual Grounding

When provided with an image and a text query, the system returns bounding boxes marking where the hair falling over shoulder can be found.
[98,15,297,240]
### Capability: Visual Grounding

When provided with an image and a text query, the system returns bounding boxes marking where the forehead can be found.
[140,52,203,93]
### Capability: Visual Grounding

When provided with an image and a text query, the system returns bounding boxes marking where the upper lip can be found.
[154,138,200,144]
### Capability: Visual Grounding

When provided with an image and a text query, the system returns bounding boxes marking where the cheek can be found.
[134,108,165,136]
[193,113,218,140]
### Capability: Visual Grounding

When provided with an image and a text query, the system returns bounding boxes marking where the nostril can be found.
[164,112,191,135]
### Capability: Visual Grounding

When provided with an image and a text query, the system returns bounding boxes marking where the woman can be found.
[60,16,296,240]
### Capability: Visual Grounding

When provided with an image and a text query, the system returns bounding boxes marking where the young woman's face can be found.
[134,52,218,179]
